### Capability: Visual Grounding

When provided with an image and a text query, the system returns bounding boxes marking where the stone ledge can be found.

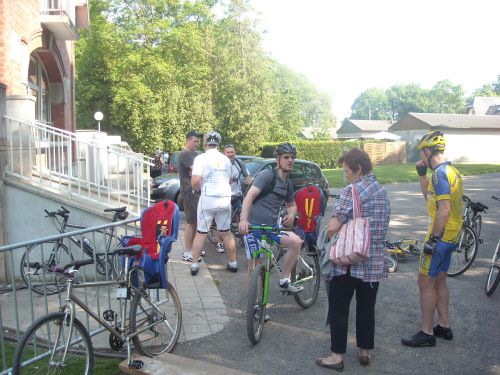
[119,353,254,375]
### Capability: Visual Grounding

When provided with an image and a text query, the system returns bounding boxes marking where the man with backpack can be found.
[214,144,253,253]
[239,143,303,294]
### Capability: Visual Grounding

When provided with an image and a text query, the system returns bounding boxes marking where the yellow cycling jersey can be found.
[425,162,463,243]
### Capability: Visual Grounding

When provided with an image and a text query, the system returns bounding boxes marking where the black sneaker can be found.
[401,331,436,347]
[226,263,238,273]
[190,265,199,276]
[433,325,453,340]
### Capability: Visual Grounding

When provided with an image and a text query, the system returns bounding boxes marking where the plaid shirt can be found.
[327,173,391,282]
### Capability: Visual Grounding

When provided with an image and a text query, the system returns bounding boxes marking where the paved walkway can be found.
[166,232,230,342]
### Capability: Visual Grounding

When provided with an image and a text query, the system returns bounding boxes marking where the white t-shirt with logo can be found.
[192,148,232,197]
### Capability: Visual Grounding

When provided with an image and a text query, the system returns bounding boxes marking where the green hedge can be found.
[260,140,364,168]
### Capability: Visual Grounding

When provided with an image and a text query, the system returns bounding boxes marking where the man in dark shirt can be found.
[178,130,202,261]
[239,143,303,294]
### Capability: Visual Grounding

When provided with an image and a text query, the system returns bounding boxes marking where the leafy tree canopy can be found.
[76,0,335,156]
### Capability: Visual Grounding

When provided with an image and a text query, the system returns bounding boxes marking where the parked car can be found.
[151,157,329,210]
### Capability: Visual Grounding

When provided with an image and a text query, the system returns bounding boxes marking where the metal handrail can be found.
[3,116,152,214]
[0,217,141,375]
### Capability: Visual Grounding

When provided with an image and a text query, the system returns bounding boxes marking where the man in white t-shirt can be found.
[189,131,238,276]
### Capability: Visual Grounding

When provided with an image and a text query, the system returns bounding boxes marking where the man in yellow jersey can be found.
[402,130,463,347]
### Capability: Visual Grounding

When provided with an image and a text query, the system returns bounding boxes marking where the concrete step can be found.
[119,353,254,375]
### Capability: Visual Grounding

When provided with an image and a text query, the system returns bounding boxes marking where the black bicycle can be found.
[462,194,488,241]
[20,206,128,295]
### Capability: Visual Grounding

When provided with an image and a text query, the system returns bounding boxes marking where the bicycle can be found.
[246,224,320,345]
[20,206,128,295]
[462,194,488,241]
[448,222,479,278]
[485,195,500,296]
[13,244,182,374]
[385,239,423,273]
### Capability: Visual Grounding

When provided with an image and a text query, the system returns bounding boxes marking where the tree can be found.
[386,83,428,120]
[427,80,465,114]
[76,0,336,155]
[351,88,389,120]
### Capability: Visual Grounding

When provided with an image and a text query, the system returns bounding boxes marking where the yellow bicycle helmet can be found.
[417,130,446,152]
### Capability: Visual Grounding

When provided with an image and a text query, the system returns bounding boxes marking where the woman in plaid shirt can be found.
[316,148,390,371]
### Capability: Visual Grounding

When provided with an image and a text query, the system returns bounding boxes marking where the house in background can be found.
[466,96,500,116]
[336,119,392,140]
[389,112,500,162]
[299,127,338,139]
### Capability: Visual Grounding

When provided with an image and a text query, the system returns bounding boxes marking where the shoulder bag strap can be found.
[351,184,361,218]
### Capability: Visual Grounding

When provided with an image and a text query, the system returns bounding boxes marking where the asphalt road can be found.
[173,173,500,375]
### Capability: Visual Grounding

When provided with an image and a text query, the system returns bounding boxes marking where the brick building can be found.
[0,0,88,130]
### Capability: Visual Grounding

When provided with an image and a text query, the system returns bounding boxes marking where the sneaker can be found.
[226,263,238,272]
[433,325,453,340]
[216,243,225,253]
[190,264,199,276]
[278,280,304,295]
[182,252,193,262]
[200,250,206,257]
[182,252,202,262]
[264,313,271,322]
[401,331,436,347]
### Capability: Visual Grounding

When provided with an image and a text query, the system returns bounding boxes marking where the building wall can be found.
[0,0,76,132]
[392,128,500,163]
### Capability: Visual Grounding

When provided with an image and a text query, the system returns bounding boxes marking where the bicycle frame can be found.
[251,231,296,305]
[58,257,168,365]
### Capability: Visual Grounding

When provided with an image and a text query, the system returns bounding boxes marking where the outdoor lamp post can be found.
[94,111,103,132]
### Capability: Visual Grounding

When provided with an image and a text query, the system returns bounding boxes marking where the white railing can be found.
[4,116,152,215]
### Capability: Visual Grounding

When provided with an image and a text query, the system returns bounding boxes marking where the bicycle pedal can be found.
[128,360,144,369]
[103,310,115,321]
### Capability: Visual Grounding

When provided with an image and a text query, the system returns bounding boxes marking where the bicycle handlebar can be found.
[44,206,70,219]
[248,224,293,234]
[463,195,488,212]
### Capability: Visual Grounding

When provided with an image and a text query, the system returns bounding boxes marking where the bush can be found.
[260,140,364,168]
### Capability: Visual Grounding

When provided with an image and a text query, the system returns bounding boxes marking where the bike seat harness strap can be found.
[114,244,143,257]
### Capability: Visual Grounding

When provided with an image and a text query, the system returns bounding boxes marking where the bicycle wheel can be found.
[246,264,266,345]
[20,242,73,295]
[13,312,93,375]
[130,283,182,356]
[485,242,500,296]
[292,244,320,308]
[447,226,478,277]
[207,219,218,245]
[387,255,398,273]
[472,215,482,240]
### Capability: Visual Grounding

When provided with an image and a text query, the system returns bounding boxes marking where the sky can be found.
[250,0,500,123]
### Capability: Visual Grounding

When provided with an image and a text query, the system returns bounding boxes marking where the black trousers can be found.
[328,272,379,354]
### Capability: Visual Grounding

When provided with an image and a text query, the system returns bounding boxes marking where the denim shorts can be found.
[243,230,282,260]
